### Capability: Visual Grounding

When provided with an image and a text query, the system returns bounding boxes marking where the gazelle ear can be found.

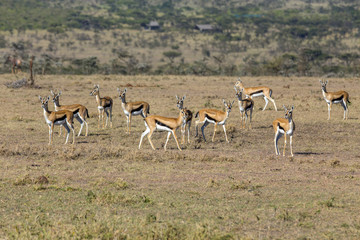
[291,106,294,110]
[59,90,62,96]
[325,80,328,84]
[175,95,179,100]
[283,105,287,111]
[46,96,50,102]
[319,80,322,83]
[117,88,121,93]
[222,99,226,105]
[96,84,100,88]
[124,88,127,93]
[231,100,235,106]
[182,95,186,101]
[50,90,54,96]
[38,95,42,101]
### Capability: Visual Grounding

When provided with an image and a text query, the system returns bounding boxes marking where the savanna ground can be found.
[0,74,359,239]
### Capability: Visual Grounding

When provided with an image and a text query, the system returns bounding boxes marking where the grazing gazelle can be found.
[39,96,75,145]
[90,84,113,128]
[234,86,254,129]
[195,99,234,143]
[235,78,277,111]
[139,109,189,151]
[117,88,150,134]
[273,105,295,157]
[50,90,89,136]
[319,80,350,120]
[175,95,193,144]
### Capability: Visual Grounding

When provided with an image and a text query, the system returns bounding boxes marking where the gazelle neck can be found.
[95,94,101,106]
[53,99,61,110]
[321,87,327,98]
[42,106,51,119]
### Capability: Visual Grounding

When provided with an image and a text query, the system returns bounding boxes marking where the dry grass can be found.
[0,74,360,239]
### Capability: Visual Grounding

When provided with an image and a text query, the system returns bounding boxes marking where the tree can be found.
[163,51,182,64]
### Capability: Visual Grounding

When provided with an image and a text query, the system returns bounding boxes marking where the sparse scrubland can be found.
[0,74,359,238]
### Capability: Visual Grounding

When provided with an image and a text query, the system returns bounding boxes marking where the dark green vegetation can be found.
[0,0,360,75]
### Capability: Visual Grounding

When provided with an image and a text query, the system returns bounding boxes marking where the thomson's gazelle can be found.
[195,99,234,143]
[51,90,89,136]
[273,105,295,157]
[176,95,193,144]
[235,78,277,111]
[39,96,75,145]
[117,88,150,134]
[90,84,113,128]
[139,109,188,151]
[234,86,254,129]
[319,80,350,120]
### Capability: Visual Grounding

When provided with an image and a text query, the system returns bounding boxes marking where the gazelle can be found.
[50,90,89,136]
[117,88,150,134]
[234,86,254,129]
[139,109,189,151]
[319,80,350,120]
[273,105,295,157]
[90,84,113,128]
[39,96,75,145]
[176,95,193,144]
[235,78,277,111]
[195,99,234,143]
[5,55,22,74]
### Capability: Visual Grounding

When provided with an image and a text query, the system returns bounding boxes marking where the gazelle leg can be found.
[187,121,191,143]
[109,106,113,128]
[63,123,70,144]
[59,126,62,136]
[181,125,185,144]
[263,96,269,111]
[98,109,101,128]
[84,119,88,136]
[283,133,287,156]
[290,135,293,157]
[76,116,84,137]
[212,123,217,142]
[147,128,156,150]
[244,112,248,129]
[268,97,277,111]
[341,100,347,120]
[201,121,209,141]
[195,120,201,137]
[126,115,129,133]
[104,109,109,128]
[223,125,229,143]
[164,132,171,151]
[128,114,132,134]
[327,102,331,120]
[139,125,150,149]
[172,130,182,151]
[249,108,253,129]
[274,130,281,155]
[48,125,52,145]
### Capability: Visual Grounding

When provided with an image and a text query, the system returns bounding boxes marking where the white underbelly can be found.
[132,110,143,116]
[251,92,264,98]
[156,124,172,132]
[205,118,216,124]
[98,106,104,110]
[123,109,130,116]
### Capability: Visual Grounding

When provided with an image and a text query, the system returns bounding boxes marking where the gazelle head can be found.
[235,78,244,91]
[90,84,100,96]
[234,86,243,100]
[175,95,186,109]
[117,88,127,102]
[223,99,235,113]
[50,89,61,103]
[39,95,50,110]
[283,105,294,119]
[319,79,328,92]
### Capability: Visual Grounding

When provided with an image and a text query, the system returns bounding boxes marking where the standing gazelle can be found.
[117,88,150,134]
[319,80,350,120]
[139,109,189,151]
[234,86,254,129]
[273,105,295,157]
[235,78,277,111]
[39,96,75,145]
[51,90,89,136]
[90,85,113,128]
[175,95,193,144]
[195,99,234,143]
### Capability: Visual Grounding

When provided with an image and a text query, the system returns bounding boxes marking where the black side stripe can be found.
[205,114,217,122]
[155,120,173,130]
[250,90,263,95]
[54,115,67,123]
[131,105,143,113]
